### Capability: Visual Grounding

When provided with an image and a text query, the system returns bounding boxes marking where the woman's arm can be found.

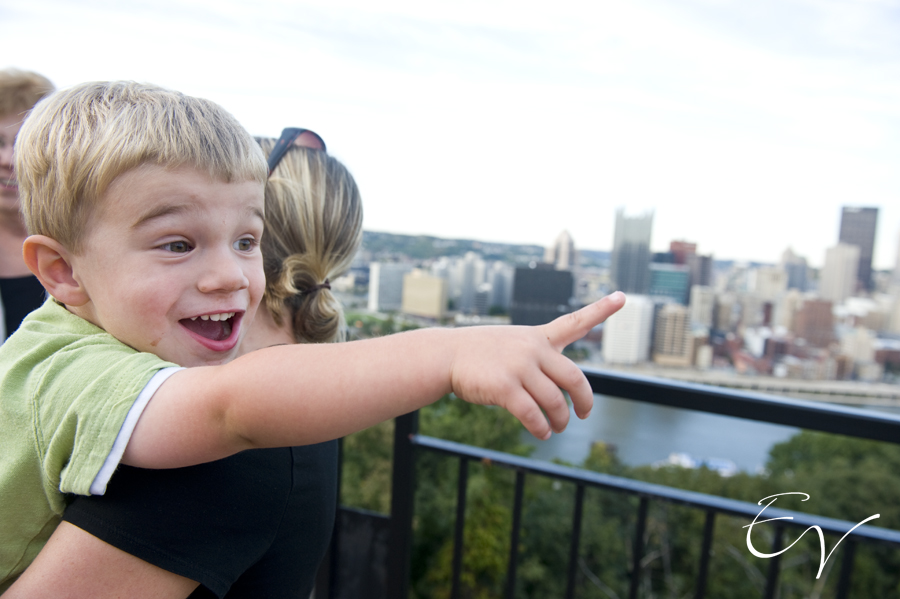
[122,293,625,469]
[3,522,199,599]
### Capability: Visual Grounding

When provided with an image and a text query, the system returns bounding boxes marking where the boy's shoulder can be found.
[1,298,178,398]
[4,298,136,361]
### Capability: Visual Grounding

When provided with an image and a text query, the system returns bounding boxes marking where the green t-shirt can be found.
[0,299,177,591]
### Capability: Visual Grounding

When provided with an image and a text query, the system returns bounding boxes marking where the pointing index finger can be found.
[543,291,626,351]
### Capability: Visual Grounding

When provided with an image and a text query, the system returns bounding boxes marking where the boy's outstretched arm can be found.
[123,292,626,469]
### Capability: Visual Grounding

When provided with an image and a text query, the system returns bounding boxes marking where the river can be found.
[525,393,800,473]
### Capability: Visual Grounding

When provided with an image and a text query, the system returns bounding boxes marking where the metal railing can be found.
[322,367,900,598]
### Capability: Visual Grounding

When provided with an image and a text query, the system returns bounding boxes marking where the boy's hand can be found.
[449,291,625,440]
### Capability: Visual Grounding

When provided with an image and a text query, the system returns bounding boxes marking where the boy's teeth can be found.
[196,312,234,322]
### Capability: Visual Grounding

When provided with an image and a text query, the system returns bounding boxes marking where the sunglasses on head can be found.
[266,127,327,175]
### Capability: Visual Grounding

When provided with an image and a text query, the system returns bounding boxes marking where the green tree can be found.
[339,403,900,598]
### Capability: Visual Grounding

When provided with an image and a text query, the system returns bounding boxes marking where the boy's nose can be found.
[197,250,250,294]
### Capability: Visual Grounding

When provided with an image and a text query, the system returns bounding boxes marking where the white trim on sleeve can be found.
[90,366,184,495]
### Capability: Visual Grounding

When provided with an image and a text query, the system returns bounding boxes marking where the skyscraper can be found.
[820,243,860,304]
[686,253,713,287]
[545,230,576,271]
[602,294,654,364]
[610,208,653,294]
[402,270,448,319]
[781,247,809,291]
[838,206,878,292]
[793,299,835,348]
[510,264,574,326]
[689,285,715,329]
[653,304,692,366]
[368,262,413,312]
[892,229,900,288]
[648,263,690,304]
[669,241,697,265]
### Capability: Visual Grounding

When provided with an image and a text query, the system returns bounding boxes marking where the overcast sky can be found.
[3,0,899,268]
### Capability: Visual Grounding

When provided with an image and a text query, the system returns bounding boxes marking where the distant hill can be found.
[361,230,545,264]
[361,230,612,267]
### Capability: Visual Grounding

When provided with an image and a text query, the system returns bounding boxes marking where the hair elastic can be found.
[308,279,331,293]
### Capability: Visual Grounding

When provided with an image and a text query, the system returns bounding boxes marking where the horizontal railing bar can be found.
[582,367,900,444]
[411,435,900,546]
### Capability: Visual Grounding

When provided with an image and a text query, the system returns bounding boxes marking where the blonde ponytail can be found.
[257,139,363,344]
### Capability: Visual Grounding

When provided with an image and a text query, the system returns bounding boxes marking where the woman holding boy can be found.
[10,128,361,597]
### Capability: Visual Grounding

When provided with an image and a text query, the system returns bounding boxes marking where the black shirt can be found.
[63,443,338,598]
[0,275,45,339]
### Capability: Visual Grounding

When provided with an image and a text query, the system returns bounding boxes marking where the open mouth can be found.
[180,312,236,342]
[0,177,16,190]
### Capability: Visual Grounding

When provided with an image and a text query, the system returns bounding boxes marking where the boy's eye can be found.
[234,238,255,251]
[162,241,192,253]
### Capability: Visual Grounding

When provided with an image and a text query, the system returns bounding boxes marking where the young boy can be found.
[0,80,625,592]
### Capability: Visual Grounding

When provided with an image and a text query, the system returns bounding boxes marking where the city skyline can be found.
[3,0,899,268]
[362,217,896,274]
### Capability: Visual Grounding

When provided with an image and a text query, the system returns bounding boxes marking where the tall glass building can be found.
[610,208,654,294]
[838,206,878,292]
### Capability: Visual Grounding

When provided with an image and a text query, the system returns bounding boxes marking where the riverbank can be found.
[587,362,900,408]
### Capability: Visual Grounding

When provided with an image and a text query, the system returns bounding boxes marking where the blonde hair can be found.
[15,81,267,253]
[258,139,363,344]
[0,68,54,118]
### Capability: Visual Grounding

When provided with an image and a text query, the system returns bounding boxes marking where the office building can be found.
[820,243,860,304]
[368,262,413,312]
[838,206,878,292]
[602,295,654,364]
[653,304,692,366]
[893,229,900,288]
[545,230,576,271]
[774,289,804,330]
[750,266,787,302]
[456,252,485,314]
[793,299,835,348]
[669,241,697,265]
[687,254,713,287]
[714,294,738,332]
[738,293,766,328]
[781,248,809,292]
[510,264,573,326]
[889,296,900,335]
[689,285,715,329]
[402,270,448,319]
[610,208,653,294]
[472,283,492,316]
[841,327,876,364]
[648,263,690,304]
[486,261,514,312]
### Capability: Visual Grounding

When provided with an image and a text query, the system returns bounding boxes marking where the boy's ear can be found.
[22,235,90,307]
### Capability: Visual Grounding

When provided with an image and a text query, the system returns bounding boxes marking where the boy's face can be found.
[68,164,265,367]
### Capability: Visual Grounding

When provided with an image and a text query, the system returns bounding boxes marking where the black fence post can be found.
[387,411,419,599]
